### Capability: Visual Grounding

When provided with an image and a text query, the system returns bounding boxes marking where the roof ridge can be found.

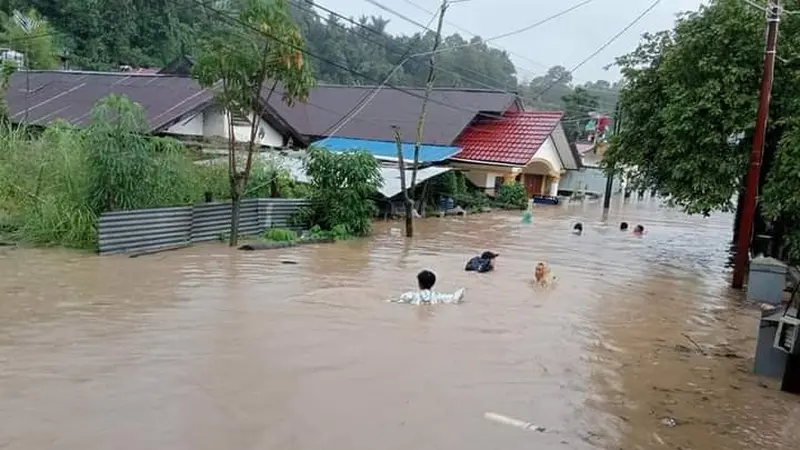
[313,83,516,94]
[21,70,189,78]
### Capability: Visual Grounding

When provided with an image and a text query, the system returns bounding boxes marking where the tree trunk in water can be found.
[229,176,243,247]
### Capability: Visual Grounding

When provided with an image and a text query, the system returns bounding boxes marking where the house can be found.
[4,71,307,150]
[559,141,624,197]
[450,111,581,197]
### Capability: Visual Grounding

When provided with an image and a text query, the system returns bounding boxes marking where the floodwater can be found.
[1,198,799,450]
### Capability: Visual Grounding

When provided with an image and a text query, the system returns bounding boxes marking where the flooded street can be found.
[1,198,798,449]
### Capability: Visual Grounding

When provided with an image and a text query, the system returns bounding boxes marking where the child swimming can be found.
[392,270,465,305]
[534,262,556,286]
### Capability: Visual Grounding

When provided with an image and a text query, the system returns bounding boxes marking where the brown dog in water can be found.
[534,262,555,286]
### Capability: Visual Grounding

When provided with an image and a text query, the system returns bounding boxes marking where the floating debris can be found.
[484,412,546,432]
[660,416,678,428]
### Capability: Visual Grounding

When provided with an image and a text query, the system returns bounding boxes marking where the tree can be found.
[604,1,765,215]
[192,0,315,247]
[562,87,599,141]
[603,0,800,257]
[0,8,59,69]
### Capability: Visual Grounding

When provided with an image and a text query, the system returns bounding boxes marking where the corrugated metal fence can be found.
[98,198,310,255]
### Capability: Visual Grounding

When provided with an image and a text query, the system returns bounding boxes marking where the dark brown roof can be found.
[267,84,519,145]
[7,71,213,131]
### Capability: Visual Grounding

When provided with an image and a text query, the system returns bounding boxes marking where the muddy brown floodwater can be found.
[1,198,800,450]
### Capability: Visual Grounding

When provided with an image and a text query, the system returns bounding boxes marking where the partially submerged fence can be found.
[97,198,310,255]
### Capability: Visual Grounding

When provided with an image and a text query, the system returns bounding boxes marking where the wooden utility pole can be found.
[602,105,621,210]
[393,126,414,237]
[401,0,459,238]
[732,0,781,289]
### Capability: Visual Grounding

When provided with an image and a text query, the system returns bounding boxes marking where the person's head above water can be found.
[480,251,499,260]
[634,224,645,234]
[573,222,583,234]
[417,270,436,290]
[620,222,629,231]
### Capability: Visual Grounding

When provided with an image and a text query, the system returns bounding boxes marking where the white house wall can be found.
[164,106,285,147]
[165,112,204,136]
[531,136,563,173]
[550,123,579,170]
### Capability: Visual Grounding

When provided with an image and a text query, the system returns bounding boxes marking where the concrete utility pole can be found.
[602,103,621,210]
[732,0,781,289]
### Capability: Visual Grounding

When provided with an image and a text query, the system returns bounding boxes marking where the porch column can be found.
[549,175,560,196]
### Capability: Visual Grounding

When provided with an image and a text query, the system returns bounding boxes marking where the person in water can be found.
[620,222,629,231]
[465,251,498,273]
[633,224,645,235]
[393,270,465,304]
[573,223,583,235]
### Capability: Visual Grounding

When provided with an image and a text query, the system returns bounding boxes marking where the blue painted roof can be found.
[315,137,461,163]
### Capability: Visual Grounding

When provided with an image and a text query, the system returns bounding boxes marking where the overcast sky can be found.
[315,0,707,83]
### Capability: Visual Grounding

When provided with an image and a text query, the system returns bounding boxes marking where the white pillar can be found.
[549,176,560,196]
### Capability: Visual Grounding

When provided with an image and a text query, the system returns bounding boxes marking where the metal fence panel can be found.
[98,206,193,255]
[97,198,311,255]
[259,198,310,230]
[190,199,259,242]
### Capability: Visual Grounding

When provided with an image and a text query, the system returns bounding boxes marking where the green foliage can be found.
[262,227,297,242]
[301,146,382,237]
[604,0,767,215]
[0,124,96,247]
[85,94,200,213]
[0,8,59,69]
[0,95,227,249]
[495,182,528,209]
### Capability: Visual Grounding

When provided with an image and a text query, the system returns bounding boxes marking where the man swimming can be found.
[633,224,645,235]
[620,222,629,231]
[465,251,498,273]
[392,270,465,305]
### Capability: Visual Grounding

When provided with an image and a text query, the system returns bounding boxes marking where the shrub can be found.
[0,95,217,249]
[303,147,382,237]
[496,183,528,209]
[262,227,298,242]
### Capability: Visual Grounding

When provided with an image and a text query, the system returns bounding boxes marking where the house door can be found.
[524,174,543,197]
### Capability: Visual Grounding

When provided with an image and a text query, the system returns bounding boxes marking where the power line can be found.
[360,0,619,98]
[300,1,442,137]
[296,1,517,93]
[191,0,513,122]
[302,1,613,117]
[366,0,597,59]
[398,0,550,73]
[528,0,661,102]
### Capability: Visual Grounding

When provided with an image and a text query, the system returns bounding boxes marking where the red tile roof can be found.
[453,111,565,166]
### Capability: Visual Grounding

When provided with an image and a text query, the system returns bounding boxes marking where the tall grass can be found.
[0,94,315,250]
[0,95,230,250]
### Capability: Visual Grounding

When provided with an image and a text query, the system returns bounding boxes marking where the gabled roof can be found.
[452,111,567,166]
[316,137,460,163]
[6,71,212,131]
[5,71,306,145]
[267,84,519,146]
